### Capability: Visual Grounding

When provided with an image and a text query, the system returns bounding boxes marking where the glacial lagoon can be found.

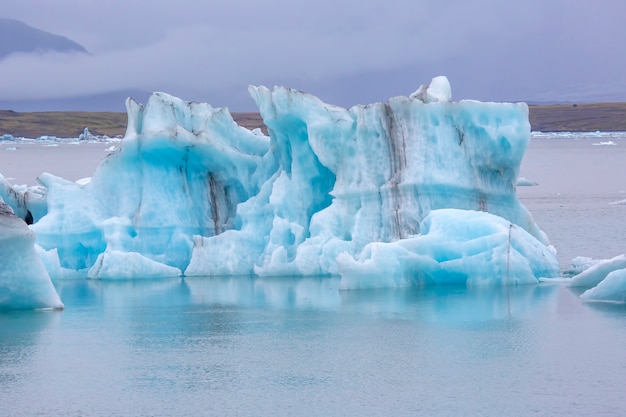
[1,133,626,416]
[2,278,626,416]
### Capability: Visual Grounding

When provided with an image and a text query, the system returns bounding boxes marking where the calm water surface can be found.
[2,134,626,416]
[2,278,626,416]
[519,134,626,267]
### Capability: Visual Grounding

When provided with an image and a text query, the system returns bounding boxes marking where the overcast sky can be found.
[2,0,626,110]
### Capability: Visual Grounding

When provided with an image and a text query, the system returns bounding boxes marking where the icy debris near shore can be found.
[2,76,560,288]
[78,127,94,140]
[0,200,63,310]
[0,129,121,144]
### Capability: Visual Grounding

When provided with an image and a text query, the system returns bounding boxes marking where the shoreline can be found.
[2,102,626,138]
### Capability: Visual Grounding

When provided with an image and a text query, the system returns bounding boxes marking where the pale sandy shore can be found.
[0,142,116,185]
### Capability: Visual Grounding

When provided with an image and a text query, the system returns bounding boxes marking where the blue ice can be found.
[569,254,626,302]
[0,200,63,310]
[0,76,564,309]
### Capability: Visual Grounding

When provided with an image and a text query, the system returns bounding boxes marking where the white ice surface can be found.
[581,269,626,302]
[568,254,626,288]
[0,200,63,309]
[569,254,626,302]
[337,209,559,289]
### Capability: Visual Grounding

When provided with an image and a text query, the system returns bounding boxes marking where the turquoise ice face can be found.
[6,77,559,292]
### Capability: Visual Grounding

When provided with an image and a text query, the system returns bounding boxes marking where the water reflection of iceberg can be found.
[0,310,61,388]
[53,276,342,310]
[339,283,560,324]
[53,276,559,324]
[54,278,191,309]
[187,276,343,310]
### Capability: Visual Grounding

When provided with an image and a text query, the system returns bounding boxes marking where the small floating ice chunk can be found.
[568,254,626,288]
[580,269,626,302]
[516,177,538,186]
[592,141,617,146]
[609,198,626,205]
[4,147,17,151]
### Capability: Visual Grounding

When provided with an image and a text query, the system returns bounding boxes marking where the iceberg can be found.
[516,177,538,186]
[580,269,626,302]
[2,76,559,288]
[0,200,63,310]
[568,254,626,288]
[187,77,554,285]
[568,254,626,303]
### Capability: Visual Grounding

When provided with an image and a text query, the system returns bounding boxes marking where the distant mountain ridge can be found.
[0,18,88,59]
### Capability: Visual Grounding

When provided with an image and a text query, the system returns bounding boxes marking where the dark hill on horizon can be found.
[1,103,625,138]
[0,111,265,138]
[0,18,88,59]
[528,102,626,132]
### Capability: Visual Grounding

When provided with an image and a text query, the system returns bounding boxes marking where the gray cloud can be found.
[1,0,625,109]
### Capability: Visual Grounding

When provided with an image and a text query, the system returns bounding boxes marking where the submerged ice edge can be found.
[1,76,565,309]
